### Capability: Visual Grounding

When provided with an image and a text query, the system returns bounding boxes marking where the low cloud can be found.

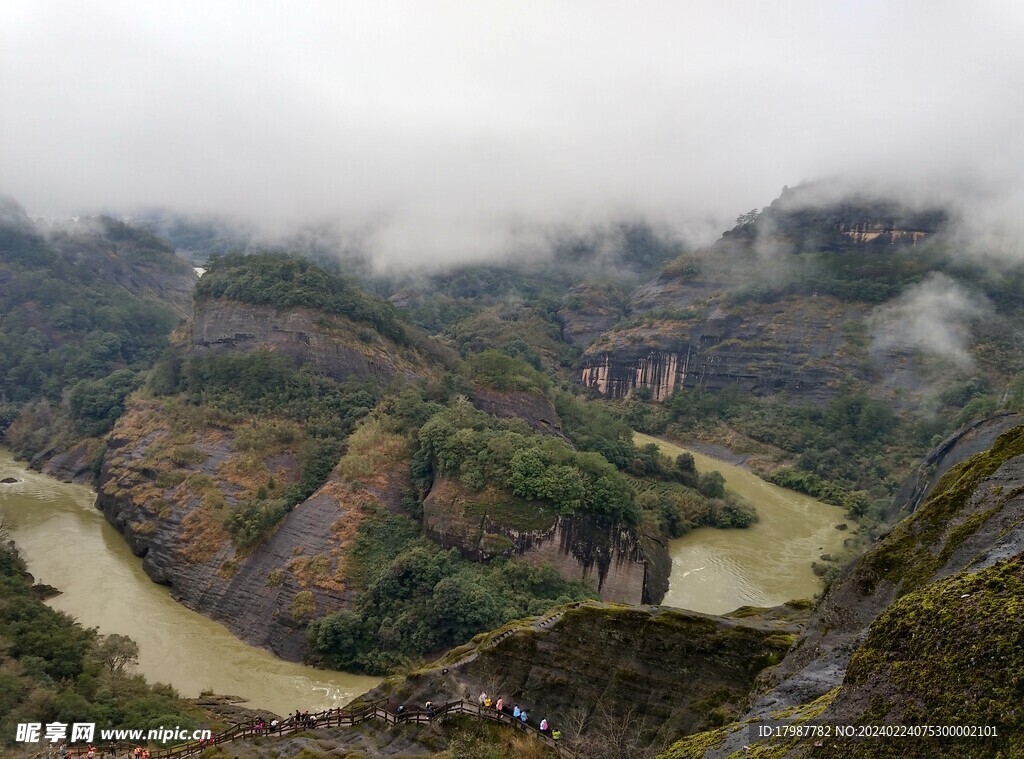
[869,274,992,369]
[2,2,1023,265]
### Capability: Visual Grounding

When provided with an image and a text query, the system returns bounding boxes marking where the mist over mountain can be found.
[3,2,1023,266]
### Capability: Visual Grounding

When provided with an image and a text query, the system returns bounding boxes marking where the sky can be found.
[2,1,1023,265]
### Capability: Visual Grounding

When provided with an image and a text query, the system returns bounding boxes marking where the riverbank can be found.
[668,437,750,467]
[635,433,848,614]
[0,448,380,716]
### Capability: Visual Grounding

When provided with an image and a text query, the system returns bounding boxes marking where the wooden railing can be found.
[62,699,576,759]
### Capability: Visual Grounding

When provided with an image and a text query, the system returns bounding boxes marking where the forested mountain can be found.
[4,185,1024,757]
[87,250,750,674]
[0,198,196,472]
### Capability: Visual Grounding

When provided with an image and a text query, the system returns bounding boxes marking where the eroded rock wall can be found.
[369,603,799,747]
[191,298,425,385]
[96,399,408,660]
[469,388,566,438]
[580,296,878,402]
[422,477,669,604]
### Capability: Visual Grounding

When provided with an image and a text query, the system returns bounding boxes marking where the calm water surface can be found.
[0,449,379,716]
[635,433,848,614]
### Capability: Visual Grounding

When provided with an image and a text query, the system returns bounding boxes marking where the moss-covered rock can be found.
[365,601,802,749]
[824,557,1023,756]
[660,424,1024,759]
[860,425,1024,597]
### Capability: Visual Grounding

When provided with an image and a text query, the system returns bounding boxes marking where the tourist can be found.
[484,695,492,708]
[495,697,503,712]
[520,709,528,726]
[513,705,521,719]
[552,728,561,742]
[478,691,487,706]
[540,718,549,732]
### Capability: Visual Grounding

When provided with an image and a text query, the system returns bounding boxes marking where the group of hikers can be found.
[391,693,561,741]
[50,744,150,758]
[54,692,561,757]
[473,691,561,741]
[288,710,317,729]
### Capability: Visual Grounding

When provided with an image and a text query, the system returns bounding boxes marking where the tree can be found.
[94,633,139,675]
[564,702,659,759]
[697,471,726,499]
[431,574,503,645]
[736,209,760,226]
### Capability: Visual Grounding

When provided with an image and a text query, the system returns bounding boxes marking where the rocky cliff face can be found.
[97,398,411,660]
[579,297,880,402]
[574,188,958,404]
[665,421,1024,757]
[422,477,669,605]
[36,439,102,484]
[367,602,801,748]
[469,388,566,438]
[192,298,426,385]
[888,411,1024,520]
[754,186,947,253]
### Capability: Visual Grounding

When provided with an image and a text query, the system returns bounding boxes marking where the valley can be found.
[0,449,380,716]
[635,433,847,614]
[2,186,1023,758]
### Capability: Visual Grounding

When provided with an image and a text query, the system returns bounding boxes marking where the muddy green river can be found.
[635,433,849,614]
[0,434,845,711]
[0,449,379,716]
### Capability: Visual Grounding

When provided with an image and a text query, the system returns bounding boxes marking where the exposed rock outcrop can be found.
[368,602,802,748]
[96,398,411,660]
[191,298,427,386]
[470,387,566,438]
[575,186,960,405]
[673,422,1024,757]
[580,297,876,402]
[35,439,103,484]
[751,185,948,253]
[422,477,669,604]
[888,411,1024,520]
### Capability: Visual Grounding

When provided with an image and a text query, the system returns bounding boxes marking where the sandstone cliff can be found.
[92,284,436,660]
[575,187,966,405]
[579,297,879,403]
[664,420,1024,757]
[469,387,566,438]
[422,477,670,604]
[191,298,427,386]
[749,185,947,253]
[888,411,1024,520]
[367,602,802,748]
[97,398,412,660]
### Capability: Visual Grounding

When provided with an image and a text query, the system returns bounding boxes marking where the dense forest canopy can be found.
[0,208,189,449]
[195,252,405,341]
